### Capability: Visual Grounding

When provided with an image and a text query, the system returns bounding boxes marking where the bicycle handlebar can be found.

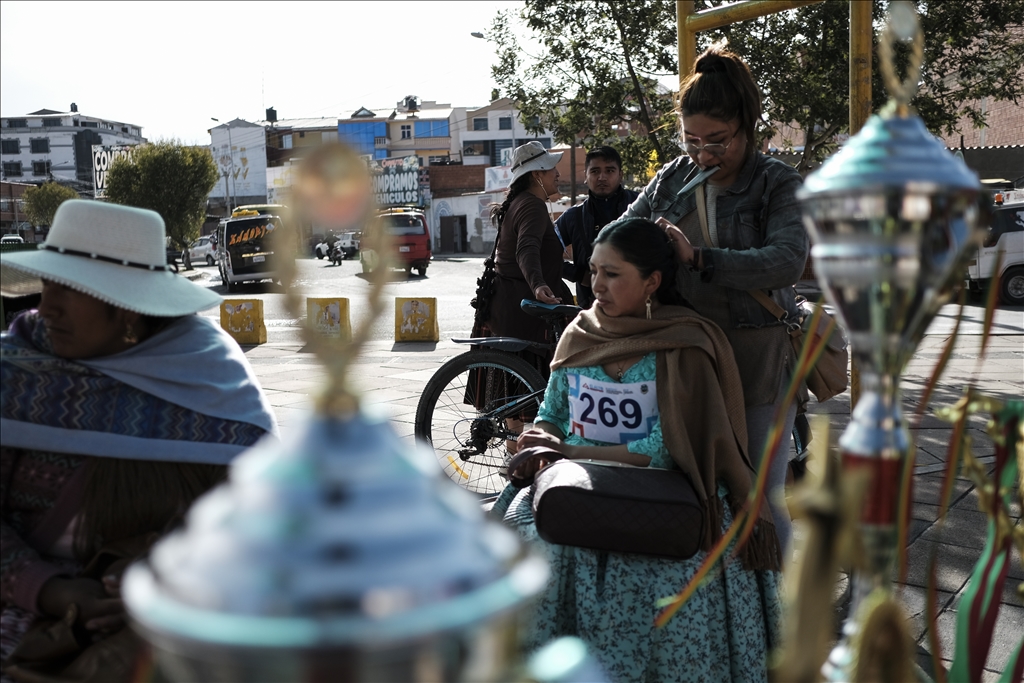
[520,299,582,318]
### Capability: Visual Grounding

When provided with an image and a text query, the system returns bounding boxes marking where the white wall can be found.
[427,191,504,253]
[209,123,267,201]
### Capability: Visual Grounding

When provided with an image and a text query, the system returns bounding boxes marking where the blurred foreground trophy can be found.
[797,3,984,679]
[122,144,548,682]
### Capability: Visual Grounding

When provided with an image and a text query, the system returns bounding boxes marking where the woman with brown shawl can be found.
[491,218,782,683]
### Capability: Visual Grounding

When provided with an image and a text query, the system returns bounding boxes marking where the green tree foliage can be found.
[490,0,681,185]
[713,0,1024,169]
[22,182,79,227]
[105,141,219,250]
[492,0,1024,177]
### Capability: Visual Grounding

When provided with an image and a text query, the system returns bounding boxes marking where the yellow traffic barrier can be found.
[220,299,267,345]
[306,297,351,340]
[395,297,439,342]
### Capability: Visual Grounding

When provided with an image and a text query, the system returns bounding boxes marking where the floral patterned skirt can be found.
[492,483,784,683]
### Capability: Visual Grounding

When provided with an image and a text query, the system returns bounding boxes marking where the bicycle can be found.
[414,300,580,495]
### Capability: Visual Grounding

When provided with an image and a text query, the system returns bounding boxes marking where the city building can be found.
[0,105,145,192]
[460,97,554,167]
[1,181,33,239]
[209,118,268,213]
[384,97,467,166]
[337,107,390,160]
[337,98,468,166]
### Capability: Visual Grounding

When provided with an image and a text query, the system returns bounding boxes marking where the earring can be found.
[124,322,138,345]
[646,296,652,320]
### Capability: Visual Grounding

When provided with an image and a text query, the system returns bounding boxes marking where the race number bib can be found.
[567,373,658,445]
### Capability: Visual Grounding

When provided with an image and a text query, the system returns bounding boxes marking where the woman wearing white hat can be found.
[0,200,276,675]
[481,141,573,365]
[470,142,574,454]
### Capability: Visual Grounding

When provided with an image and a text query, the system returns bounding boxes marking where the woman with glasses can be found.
[625,44,809,554]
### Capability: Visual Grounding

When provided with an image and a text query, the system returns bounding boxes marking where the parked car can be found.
[361,208,431,276]
[183,235,217,268]
[315,232,360,260]
[966,191,1024,306]
[1,234,25,244]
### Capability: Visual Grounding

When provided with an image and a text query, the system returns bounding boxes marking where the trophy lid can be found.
[800,112,980,199]
[123,411,547,649]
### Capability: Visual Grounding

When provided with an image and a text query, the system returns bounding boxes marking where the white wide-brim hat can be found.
[0,200,222,317]
[508,141,563,184]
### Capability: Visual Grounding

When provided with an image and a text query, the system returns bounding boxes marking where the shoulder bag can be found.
[694,185,848,403]
[529,455,705,560]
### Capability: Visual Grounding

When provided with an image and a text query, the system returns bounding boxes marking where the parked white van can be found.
[967,191,1024,306]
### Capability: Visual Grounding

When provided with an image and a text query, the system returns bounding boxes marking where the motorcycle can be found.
[329,241,343,266]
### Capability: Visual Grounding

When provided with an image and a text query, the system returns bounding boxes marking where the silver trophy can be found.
[797,4,984,678]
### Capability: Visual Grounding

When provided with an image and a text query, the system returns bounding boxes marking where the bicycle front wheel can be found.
[415,349,548,495]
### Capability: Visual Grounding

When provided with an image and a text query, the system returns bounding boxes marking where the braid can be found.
[490,175,533,229]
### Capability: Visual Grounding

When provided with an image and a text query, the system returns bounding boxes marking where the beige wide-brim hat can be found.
[1,200,222,317]
[508,140,563,184]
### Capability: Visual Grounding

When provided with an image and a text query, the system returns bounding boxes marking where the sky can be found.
[1,1,522,144]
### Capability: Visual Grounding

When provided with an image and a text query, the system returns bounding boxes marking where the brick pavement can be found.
[238,292,1023,680]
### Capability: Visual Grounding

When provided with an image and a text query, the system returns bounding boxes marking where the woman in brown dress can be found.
[486,141,573,373]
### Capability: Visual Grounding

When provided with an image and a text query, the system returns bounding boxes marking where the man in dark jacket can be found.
[554,146,639,308]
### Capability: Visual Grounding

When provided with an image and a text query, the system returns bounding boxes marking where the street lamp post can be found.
[470,32,515,166]
[211,118,236,214]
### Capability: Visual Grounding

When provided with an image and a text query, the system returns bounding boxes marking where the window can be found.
[281,134,293,149]
[81,121,98,128]
[1,139,19,154]
[473,118,489,131]
[3,162,23,177]
[414,120,449,138]
[298,131,305,138]
[32,160,51,176]
[42,118,62,127]
[401,124,412,140]
[6,119,27,129]
[498,117,512,130]
[30,139,49,154]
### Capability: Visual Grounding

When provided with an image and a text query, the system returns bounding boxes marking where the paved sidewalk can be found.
[239,298,1023,679]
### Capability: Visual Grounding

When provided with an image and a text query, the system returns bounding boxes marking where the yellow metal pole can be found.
[848,0,873,409]
[850,2,873,136]
[678,1,696,83]
[686,0,822,32]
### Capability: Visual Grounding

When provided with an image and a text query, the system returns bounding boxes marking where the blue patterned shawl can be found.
[0,312,277,465]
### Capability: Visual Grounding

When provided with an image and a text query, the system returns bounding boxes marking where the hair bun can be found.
[695,54,728,74]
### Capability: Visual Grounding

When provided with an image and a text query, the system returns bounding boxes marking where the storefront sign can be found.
[370,156,422,207]
[92,145,138,198]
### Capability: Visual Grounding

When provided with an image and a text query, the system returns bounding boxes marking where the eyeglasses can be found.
[681,131,739,157]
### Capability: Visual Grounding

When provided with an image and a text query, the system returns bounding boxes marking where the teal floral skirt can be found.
[492,483,783,683]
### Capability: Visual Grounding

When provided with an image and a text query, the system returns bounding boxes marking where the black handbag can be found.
[531,459,705,559]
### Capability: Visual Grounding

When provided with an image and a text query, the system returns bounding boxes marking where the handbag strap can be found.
[696,183,799,336]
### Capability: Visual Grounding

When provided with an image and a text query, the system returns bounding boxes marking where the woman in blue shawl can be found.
[0,201,277,676]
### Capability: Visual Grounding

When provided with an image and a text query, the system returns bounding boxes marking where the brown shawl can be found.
[551,304,780,571]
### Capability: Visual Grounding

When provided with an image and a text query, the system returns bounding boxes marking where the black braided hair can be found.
[489,174,533,229]
[593,217,693,308]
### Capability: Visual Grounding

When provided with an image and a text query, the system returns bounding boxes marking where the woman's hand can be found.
[533,285,561,304]
[656,218,697,266]
[38,576,125,632]
[517,427,572,454]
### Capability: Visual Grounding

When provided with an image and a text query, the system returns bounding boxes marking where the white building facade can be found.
[209,118,268,210]
[460,98,554,166]
[0,106,144,191]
